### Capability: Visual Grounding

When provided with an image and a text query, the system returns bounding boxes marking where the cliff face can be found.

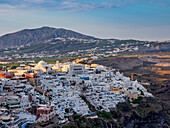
[72,98,169,128]
[73,110,169,128]
[93,55,170,128]
[123,110,169,128]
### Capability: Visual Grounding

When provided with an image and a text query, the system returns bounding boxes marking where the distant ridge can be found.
[0,26,98,49]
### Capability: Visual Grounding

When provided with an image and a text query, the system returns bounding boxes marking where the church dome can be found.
[38,60,47,67]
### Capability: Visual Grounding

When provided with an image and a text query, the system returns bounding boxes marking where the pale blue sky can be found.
[0,0,170,41]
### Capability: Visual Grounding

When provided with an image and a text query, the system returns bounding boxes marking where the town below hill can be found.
[0,27,169,128]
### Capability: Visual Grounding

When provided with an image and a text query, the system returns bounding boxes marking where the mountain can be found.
[0,26,98,49]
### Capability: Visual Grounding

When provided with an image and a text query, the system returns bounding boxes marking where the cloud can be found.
[0,4,24,16]
[0,3,42,16]
[0,0,170,15]
[24,0,45,3]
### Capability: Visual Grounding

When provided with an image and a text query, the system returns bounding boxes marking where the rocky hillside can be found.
[0,26,97,49]
[138,42,170,53]
[94,57,144,71]
[71,98,169,128]
[93,54,170,128]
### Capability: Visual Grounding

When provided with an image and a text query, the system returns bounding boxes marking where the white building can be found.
[69,65,86,75]
[20,95,30,109]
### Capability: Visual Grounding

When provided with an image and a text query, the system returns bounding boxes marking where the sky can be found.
[0,0,170,41]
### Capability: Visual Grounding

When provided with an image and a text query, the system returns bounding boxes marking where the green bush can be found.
[73,114,80,119]
[140,90,144,95]
[132,96,143,104]
[97,110,112,120]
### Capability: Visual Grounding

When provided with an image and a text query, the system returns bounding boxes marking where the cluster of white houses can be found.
[0,60,153,127]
